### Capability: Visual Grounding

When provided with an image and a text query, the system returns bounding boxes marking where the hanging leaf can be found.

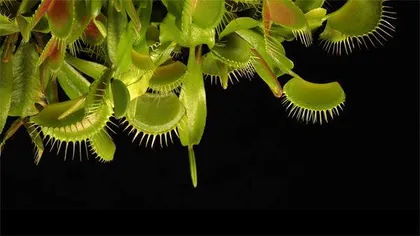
[9,43,42,117]
[0,43,13,135]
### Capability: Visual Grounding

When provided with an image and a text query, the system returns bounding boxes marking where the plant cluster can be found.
[0,0,396,186]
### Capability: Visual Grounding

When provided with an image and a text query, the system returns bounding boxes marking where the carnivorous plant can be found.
[0,0,396,187]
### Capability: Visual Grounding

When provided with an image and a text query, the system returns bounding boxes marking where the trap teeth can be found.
[319,0,396,55]
[282,77,345,124]
[0,0,398,187]
[124,92,186,148]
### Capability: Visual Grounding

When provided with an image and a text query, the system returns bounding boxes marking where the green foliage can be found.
[0,0,396,187]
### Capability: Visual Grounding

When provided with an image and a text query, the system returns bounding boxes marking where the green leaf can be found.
[32,16,50,33]
[0,14,19,36]
[17,0,40,15]
[251,48,283,97]
[57,61,91,99]
[89,129,116,163]
[294,0,325,13]
[159,13,215,49]
[122,0,142,34]
[0,44,13,135]
[262,0,312,47]
[65,54,108,80]
[45,76,59,104]
[107,0,128,64]
[80,15,108,47]
[89,0,103,17]
[319,0,393,55]
[305,8,327,31]
[191,0,226,30]
[85,68,114,116]
[115,25,134,75]
[131,50,154,71]
[57,95,86,120]
[150,41,178,67]
[201,53,230,89]
[126,70,153,100]
[30,95,87,128]
[160,0,184,22]
[37,37,66,72]
[178,47,207,146]
[8,42,42,117]
[93,16,107,38]
[219,17,261,39]
[0,118,24,155]
[111,78,130,118]
[39,61,51,92]
[236,29,293,75]
[112,0,123,12]
[188,146,197,188]
[67,0,95,44]
[149,61,187,93]
[125,92,185,145]
[283,75,345,124]
[211,33,252,66]
[132,0,153,52]
[119,65,146,86]
[15,16,31,42]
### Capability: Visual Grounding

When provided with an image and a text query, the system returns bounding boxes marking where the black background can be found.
[1,0,419,235]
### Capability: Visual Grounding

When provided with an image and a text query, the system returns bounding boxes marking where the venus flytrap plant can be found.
[0,0,396,187]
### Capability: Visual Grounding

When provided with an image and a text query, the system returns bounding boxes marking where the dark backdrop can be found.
[1,0,419,235]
